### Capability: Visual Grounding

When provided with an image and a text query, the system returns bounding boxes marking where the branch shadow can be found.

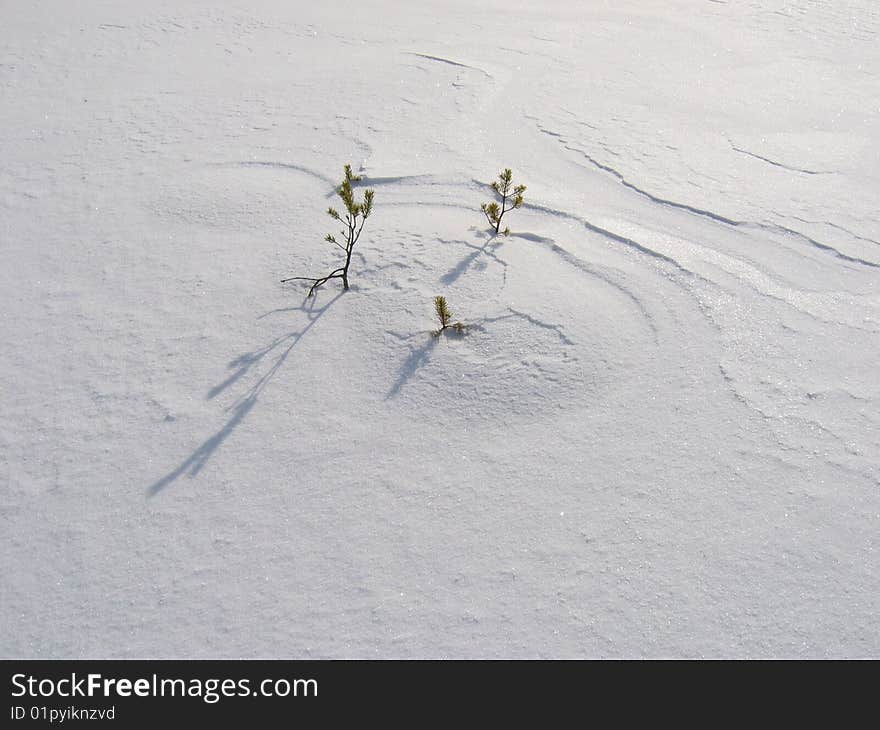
[439,233,507,286]
[385,331,438,398]
[147,292,342,496]
[385,327,468,399]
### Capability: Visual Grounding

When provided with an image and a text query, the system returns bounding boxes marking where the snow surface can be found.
[1,0,878,658]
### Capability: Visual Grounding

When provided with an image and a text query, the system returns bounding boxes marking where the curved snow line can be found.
[525,200,694,275]
[749,223,880,269]
[405,52,491,77]
[615,219,880,332]
[790,216,880,248]
[718,364,776,423]
[530,120,880,269]
[503,308,575,346]
[728,141,831,175]
[472,308,578,347]
[510,223,661,343]
[717,365,870,466]
[530,119,741,225]
[211,160,336,186]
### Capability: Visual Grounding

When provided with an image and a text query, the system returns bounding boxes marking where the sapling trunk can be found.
[282,164,373,295]
[481,168,526,235]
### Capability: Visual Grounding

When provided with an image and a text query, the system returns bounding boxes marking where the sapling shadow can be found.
[440,232,508,287]
[386,297,469,398]
[147,292,341,495]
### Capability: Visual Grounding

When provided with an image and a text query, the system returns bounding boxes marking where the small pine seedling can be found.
[282,164,375,296]
[432,295,466,337]
[481,168,526,235]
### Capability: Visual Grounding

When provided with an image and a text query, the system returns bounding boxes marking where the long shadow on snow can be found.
[385,332,440,398]
[440,231,507,286]
[385,327,469,398]
[147,292,341,496]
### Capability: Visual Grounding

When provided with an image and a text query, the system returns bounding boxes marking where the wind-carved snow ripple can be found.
[529,118,880,270]
[510,227,660,345]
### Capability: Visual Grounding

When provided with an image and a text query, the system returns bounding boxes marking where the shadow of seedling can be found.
[386,301,473,399]
[147,293,341,495]
[384,331,441,399]
[385,328,471,399]
[385,303,575,400]
[440,232,508,286]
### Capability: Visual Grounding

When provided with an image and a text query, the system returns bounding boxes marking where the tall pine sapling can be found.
[480,168,526,235]
[282,164,374,296]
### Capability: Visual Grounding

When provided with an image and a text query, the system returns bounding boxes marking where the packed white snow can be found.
[1,0,878,657]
